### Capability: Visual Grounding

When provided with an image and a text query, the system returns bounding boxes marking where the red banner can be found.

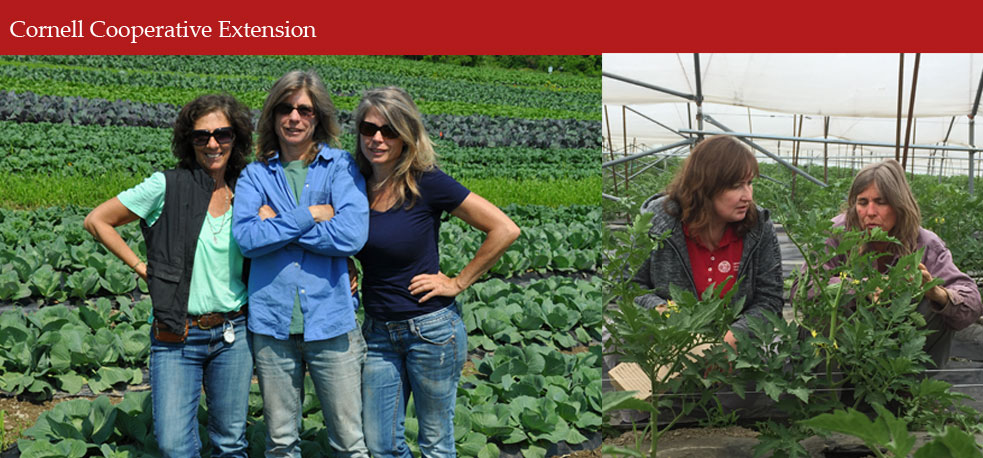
[2,1,981,54]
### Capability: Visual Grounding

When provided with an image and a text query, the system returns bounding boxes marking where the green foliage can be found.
[0,55,598,120]
[409,55,601,77]
[18,392,156,457]
[605,159,983,455]
[0,300,150,399]
[461,344,600,453]
[460,277,600,352]
[603,214,746,457]
[802,404,983,458]
[462,177,600,207]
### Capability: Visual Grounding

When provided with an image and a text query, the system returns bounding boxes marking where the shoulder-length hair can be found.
[171,93,253,183]
[353,86,437,209]
[256,70,341,164]
[843,159,921,256]
[664,135,760,243]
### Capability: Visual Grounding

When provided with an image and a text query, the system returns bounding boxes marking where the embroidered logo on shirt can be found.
[718,260,732,273]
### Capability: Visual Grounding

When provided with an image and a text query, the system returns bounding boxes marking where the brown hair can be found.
[353,86,437,209]
[171,93,253,183]
[843,159,921,257]
[256,70,341,164]
[665,135,760,246]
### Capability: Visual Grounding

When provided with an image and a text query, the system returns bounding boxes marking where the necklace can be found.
[208,186,233,242]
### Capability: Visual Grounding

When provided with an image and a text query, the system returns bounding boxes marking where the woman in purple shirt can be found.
[353,86,520,457]
[824,159,982,368]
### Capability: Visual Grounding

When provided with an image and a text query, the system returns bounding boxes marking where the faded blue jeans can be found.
[150,313,252,458]
[362,303,468,458]
[252,328,369,457]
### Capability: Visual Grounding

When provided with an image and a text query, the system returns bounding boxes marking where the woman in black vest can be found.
[84,94,254,458]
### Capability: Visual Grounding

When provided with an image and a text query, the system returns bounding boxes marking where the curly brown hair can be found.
[171,93,253,183]
[665,135,760,245]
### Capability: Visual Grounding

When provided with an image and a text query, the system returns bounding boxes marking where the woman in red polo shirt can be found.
[632,135,785,347]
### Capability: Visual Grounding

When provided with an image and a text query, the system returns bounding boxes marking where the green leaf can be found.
[520,443,548,458]
[0,269,31,300]
[17,437,89,458]
[86,396,118,443]
[66,267,101,299]
[453,404,472,442]
[457,431,488,457]
[602,389,653,414]
[913,427,983,458]
[99,261,136,295]
[477,443,501,458]
[88,366,130,393]
[31,264,64,299]
[56,372,85,395]
[470,404,513,438]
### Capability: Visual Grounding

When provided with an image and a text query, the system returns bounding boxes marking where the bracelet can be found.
[132,261,145,271]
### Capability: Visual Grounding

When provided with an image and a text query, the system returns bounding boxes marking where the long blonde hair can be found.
[353,86,437,209]
[844,159,921,257]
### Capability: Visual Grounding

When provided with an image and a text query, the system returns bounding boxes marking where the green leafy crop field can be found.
[0,55,602,457]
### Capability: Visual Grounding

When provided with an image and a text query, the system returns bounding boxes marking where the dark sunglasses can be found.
[191,127,235,146]
[274,103,316,118]
[358,121,399,140]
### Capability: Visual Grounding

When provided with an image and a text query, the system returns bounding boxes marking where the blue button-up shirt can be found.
[232,144,368,341]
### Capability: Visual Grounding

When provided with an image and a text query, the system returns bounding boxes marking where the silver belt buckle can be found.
[223,321,235,344]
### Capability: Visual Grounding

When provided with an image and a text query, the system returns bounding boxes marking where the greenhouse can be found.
[602,53,983,457]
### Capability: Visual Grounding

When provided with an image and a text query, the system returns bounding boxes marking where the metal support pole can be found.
[694,53,704,138]
[604,105,617,194]
[971,116,976,195]
[622,105,628,191]
[601,72,696,101]
[823,116,830,183]
[624,106,689,139]
[602,139,695,168]
[902,53,921,170]
[699,115,827,187]
[627,146,690,181]
[896,53,904,162]
[677,129,979,154]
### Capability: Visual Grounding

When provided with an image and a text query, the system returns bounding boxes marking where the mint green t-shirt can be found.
[283,160,308,335]
[117,172,247,315]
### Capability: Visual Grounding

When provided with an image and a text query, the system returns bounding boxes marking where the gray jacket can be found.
[632,196,784,334]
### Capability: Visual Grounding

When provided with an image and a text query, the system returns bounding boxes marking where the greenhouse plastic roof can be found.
[603,53,983,155]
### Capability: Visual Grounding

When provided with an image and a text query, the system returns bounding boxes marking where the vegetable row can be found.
[6,275,601,456]
[0,120,599,179]
[17,342,599,458]
[0,92,601,150]
[0,205,599,303]
[4,55,600,93]
[0,58,597,120]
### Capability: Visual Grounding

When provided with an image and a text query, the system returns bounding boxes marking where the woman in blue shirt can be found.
[84,93,254,458]
[231,70,370,457]
[354,86,521,457]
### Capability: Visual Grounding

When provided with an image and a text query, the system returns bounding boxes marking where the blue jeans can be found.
[362,303,468,458]
[252,328,369,458]
[150,313,252,458]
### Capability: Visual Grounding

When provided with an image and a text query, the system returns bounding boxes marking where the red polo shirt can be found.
[683,224,744,298]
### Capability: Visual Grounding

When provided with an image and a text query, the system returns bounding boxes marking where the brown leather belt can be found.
[189,307,247,330]
[153,306,247,343]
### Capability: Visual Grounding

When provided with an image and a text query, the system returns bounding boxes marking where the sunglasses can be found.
[274,103,316,118]
[358,121,399,140]
[191,127,235,146]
